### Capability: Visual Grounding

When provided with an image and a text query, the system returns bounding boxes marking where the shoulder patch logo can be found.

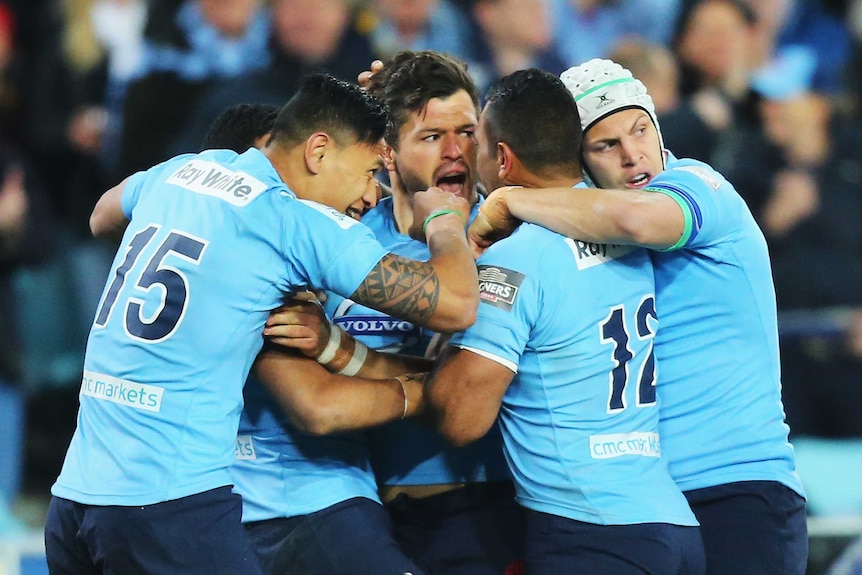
[478,266,525,312]
[297,199,358,230]
[671,165,722,191]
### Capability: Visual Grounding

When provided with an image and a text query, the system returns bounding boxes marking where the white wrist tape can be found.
[337,340,368,376]
[315,324,342,365]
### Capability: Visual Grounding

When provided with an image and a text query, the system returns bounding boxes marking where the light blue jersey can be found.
[52,148,388,506]
[645,157,804,496]
[327,196,511,486]
[450,222,698,526]
[231,377,379,522]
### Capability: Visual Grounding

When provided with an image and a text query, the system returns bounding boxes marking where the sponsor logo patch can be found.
[478,266,524,312]
[334,315,419,337]
[80,370,164,412]
[566,239,635,270]
[166,159,268,206]
[235,435,256,460]
[671,165,722,191]
[298,199,358,230]
[589,431,661,459]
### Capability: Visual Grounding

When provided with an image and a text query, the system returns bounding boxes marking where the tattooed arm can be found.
[351,204,479,333]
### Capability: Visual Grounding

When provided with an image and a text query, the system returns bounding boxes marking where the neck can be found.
[508,172,581,189]
[390,185,414,235]
[262,144,309,199]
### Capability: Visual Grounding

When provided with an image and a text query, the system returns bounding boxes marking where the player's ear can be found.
[304,132,331,175]
[382,140,397,174]
[497,141,514,181]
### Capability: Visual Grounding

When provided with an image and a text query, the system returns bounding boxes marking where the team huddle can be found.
[43,50,808,575]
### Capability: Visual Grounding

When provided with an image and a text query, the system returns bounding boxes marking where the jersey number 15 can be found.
[94,224,208,342]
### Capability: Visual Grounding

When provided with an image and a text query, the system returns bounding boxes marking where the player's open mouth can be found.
[345,207,363,221]
[627,173,651,188]
[436,172,468,196]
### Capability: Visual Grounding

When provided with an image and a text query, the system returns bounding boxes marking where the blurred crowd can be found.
[0,0,861,524]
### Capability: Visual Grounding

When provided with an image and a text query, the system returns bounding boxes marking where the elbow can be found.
[89,210,124,241]
[287,403,342,436]
[89,211,106,238]
[428,400,487,447]
[448,296,479,332]
[430,294,478,333]
[438,420,485,447]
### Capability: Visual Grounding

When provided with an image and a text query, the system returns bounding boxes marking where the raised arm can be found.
[471,186,685,251]
[252,346,426,436]
[90,178,131,240]
[351,187,479,333]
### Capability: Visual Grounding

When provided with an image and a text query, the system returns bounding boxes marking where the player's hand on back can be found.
[408,186,470,243]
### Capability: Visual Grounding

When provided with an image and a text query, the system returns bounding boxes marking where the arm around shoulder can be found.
[502,185,686,250]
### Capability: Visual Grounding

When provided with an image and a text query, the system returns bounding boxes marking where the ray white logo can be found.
[478,266,524,312]
[566,239,634,270]
[166,159,268,206]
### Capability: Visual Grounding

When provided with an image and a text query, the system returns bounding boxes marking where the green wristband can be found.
[422,209,462,236]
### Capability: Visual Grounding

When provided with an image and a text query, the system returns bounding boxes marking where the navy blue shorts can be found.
[385,481,526,575]
[524,510,705,575]
[244,497,425,575]
[684,480,808,575]
[44,486,263,575]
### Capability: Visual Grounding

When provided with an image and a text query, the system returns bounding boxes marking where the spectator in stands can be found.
[0,149,58,535]
[550,0,683,66]
[26,0,146,237]
[848,0,862,104]
[609,39,732,163]
[359,0,473,61]
[747,0,853,95]
[169,0,376,156]
[727,51,862,438]
[113,0,270,180]
[673,0,762,130]
[463,0,566,97]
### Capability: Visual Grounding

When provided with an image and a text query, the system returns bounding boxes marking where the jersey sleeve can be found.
[120,170,148,217]
[449,233,542,372]
[288,200,388,299]
[643,160,726,251]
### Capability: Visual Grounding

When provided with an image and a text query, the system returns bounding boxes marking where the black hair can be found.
[483,68,583,177]
[200,103,279,153]
[365,50,479,149]
[269,73,387,148]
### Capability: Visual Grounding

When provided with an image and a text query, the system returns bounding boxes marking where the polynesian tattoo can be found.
[352,253,439,325]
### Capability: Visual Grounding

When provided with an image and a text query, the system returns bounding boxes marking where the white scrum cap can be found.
[560,58,665,156]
